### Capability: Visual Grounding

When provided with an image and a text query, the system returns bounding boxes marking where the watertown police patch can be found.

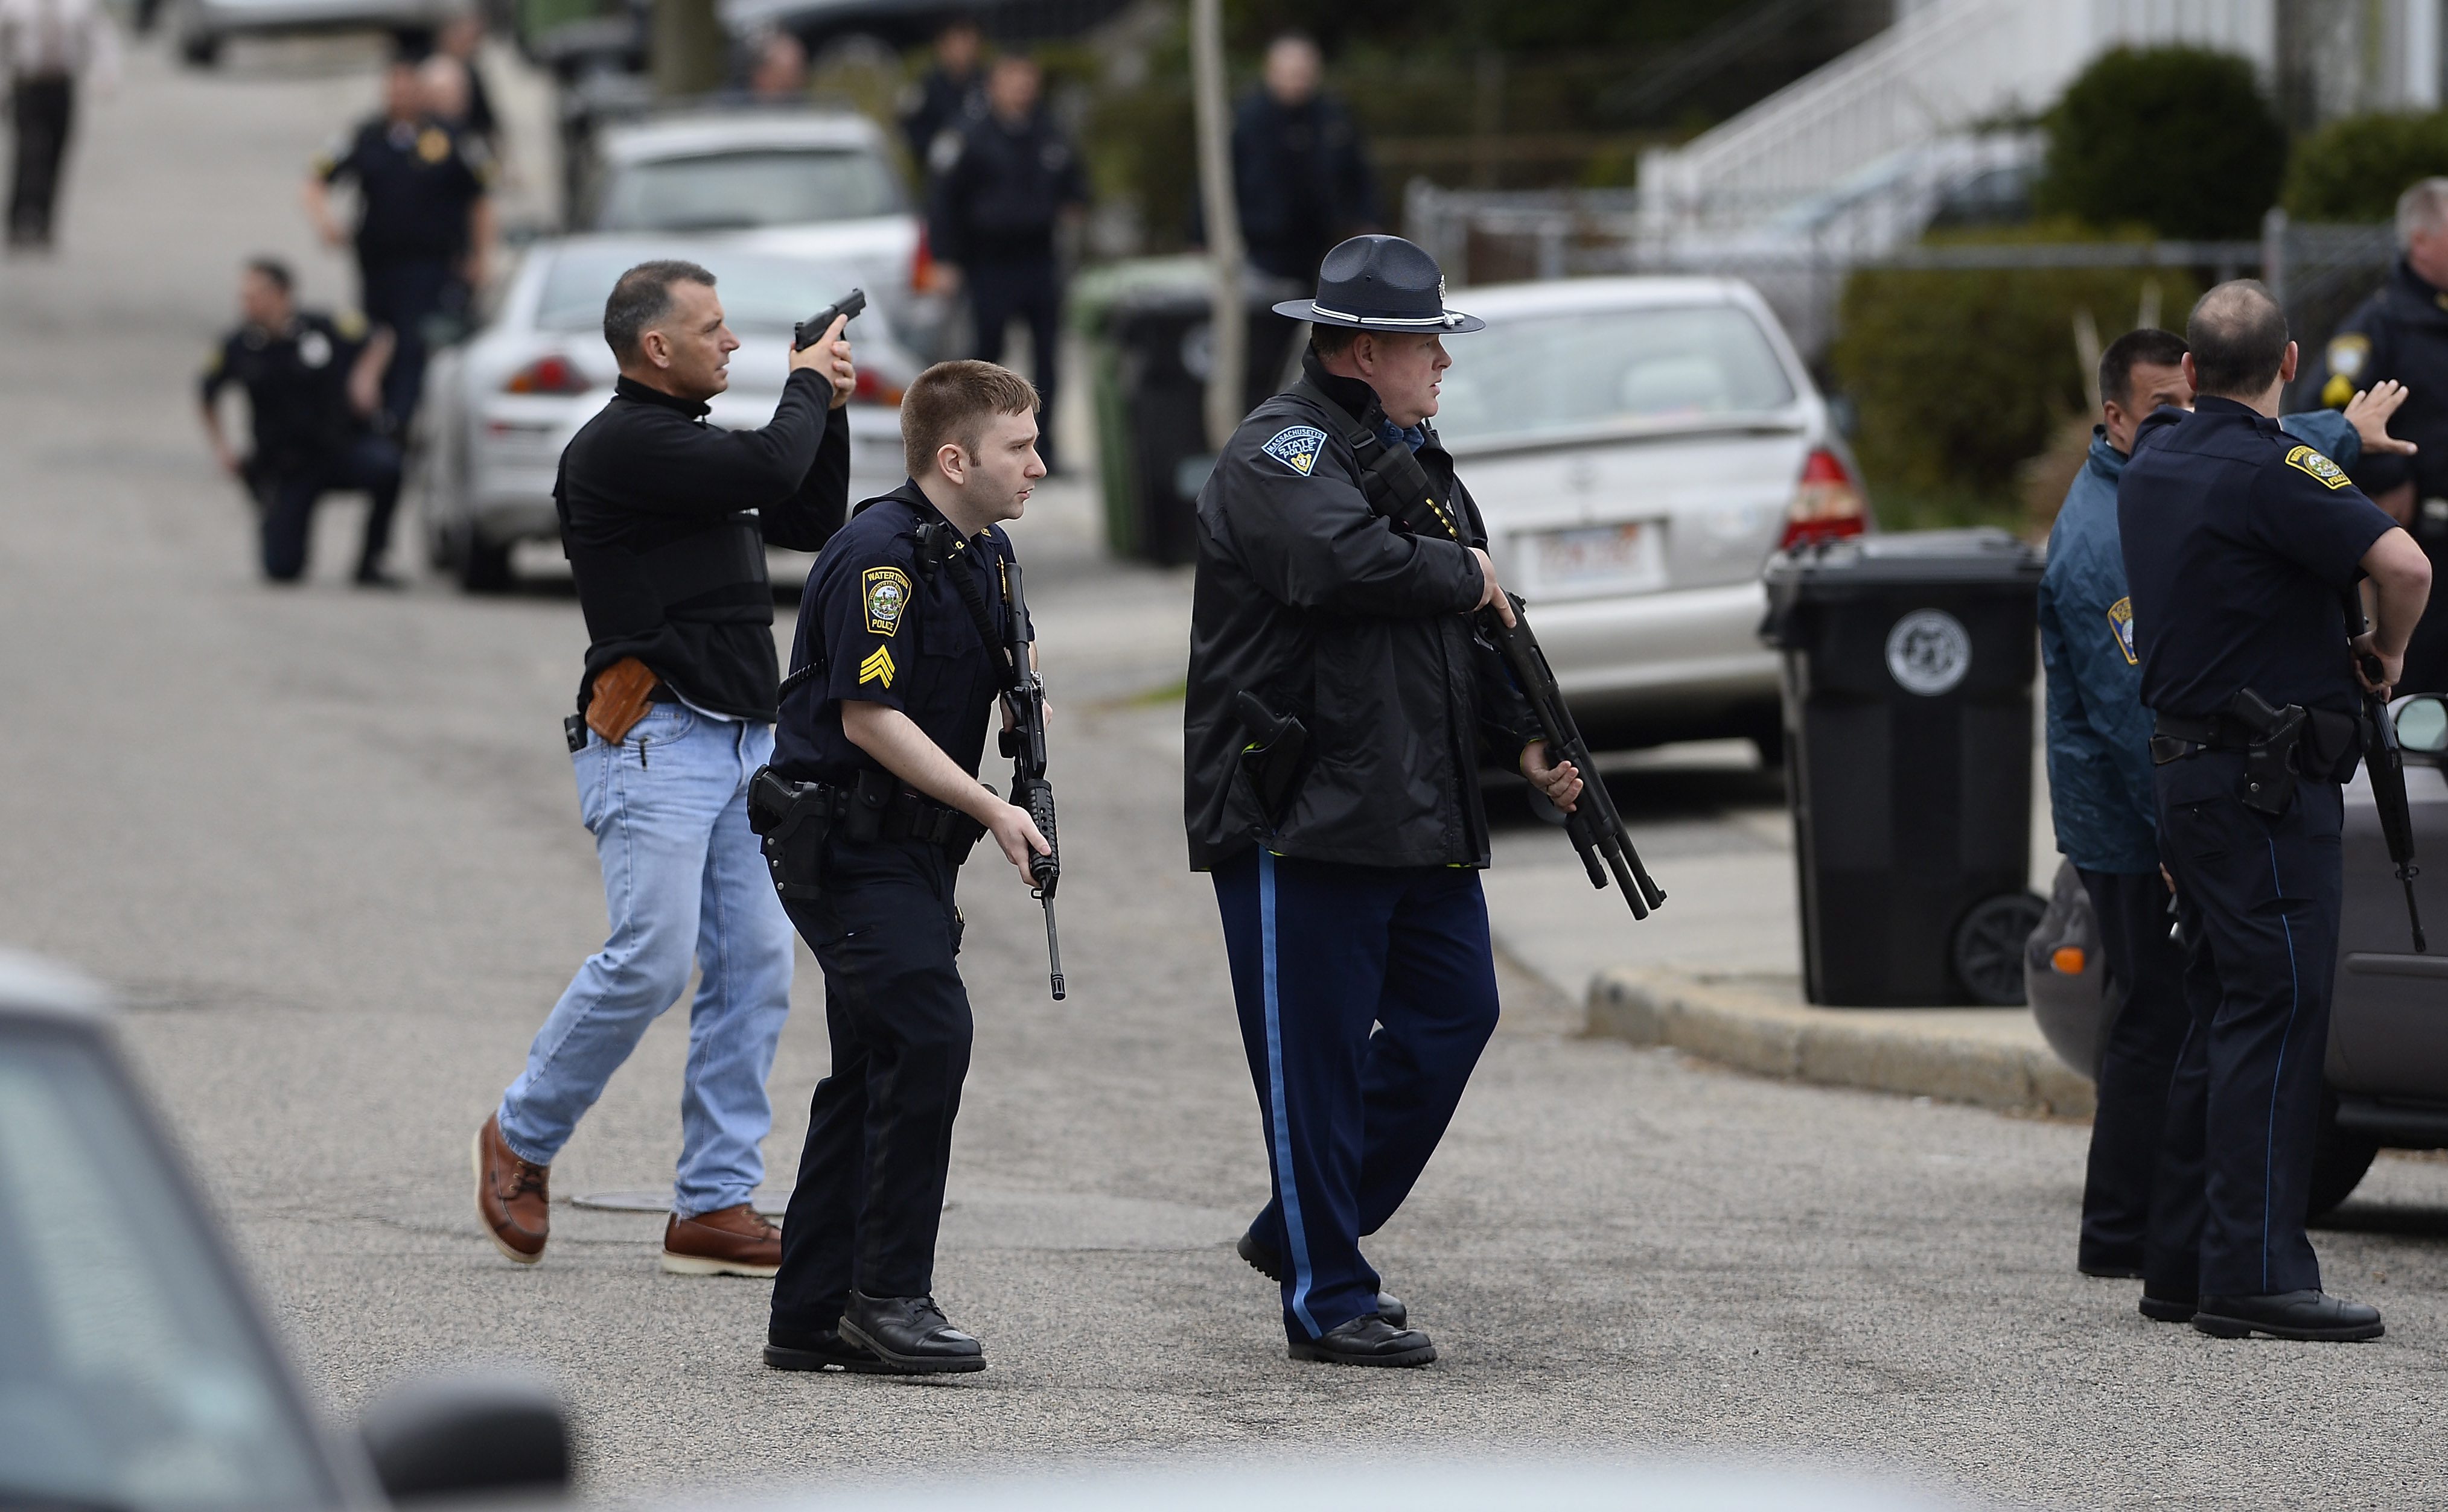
[1261,425,1328,477]
[2284,444,2351,490]
[862,565,911,635]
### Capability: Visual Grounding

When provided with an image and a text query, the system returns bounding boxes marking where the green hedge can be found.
[2281,111,2448,223]
[1829,240,2201,516]
[2032,46,2286,240]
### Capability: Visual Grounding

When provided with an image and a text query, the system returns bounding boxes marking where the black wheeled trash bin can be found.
[1760,528,2047,1006]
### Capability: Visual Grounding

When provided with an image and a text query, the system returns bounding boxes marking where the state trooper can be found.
[1184,235,1582,1367]
[2303,177,2448,692]
[2118,281,2430,1341]
[757,361,1051,1377]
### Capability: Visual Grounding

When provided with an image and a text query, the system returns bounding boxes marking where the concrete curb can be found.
[1586,967,2096,1119]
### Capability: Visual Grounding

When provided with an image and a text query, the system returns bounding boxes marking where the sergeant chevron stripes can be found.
[858,645,896,688]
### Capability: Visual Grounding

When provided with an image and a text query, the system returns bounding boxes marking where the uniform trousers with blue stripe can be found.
[2143,755,2343,1301]
[1211,848,1502,1341]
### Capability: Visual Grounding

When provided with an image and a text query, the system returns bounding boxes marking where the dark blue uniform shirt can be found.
[773,481,1019,785]
[2118,395,2396,723]
[199,309,371,468]
[314,116,491,267]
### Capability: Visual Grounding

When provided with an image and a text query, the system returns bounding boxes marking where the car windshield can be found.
[534,250,857,335]
[594,147,902,232]
[1434,302,1797,446]
[0,1026,337,1511]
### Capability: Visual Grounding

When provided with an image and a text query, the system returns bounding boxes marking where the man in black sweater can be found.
[474,259,856,1280]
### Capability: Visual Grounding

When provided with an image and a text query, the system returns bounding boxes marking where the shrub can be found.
[1829,237,2201,515]
[2280,111,2448,223]
[2032,46,2286,240]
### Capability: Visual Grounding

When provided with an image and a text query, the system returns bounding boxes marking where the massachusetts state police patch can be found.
[1261,425,1327,477]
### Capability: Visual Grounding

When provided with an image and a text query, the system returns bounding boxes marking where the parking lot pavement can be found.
[16,38,2448,1511]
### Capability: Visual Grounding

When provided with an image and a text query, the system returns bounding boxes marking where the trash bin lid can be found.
[1762,527,2041,592]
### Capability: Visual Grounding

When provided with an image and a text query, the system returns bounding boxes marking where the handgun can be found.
[792,288,866,351]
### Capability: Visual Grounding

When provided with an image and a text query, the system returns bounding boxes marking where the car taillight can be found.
[910,226,939,293]
[504,355,591,395]
[853,368,905,407]
[1780,446,1867,550]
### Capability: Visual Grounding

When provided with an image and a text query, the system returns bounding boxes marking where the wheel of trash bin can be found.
[2309,1091,2380,1221]
[1952,892,2049,1006]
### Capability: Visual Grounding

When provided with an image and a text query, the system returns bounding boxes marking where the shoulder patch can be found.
[2327,332,2370,381]
[2105,596,2138,666]
[1261,425,1327,477]
[2284,443,2351,490]
[862,565,912,636]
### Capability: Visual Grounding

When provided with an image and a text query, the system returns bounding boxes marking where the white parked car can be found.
[170,0,454,65]
[413,236,920,592]
[1430,276,1866,756]
[576,109,948,355]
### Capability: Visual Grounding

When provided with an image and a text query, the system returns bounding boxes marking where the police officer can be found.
[2304,177,2448,693]
[2118,281,2430,1341]
[2043,325,2408,1278]
[304,52,494,437]
[199,256,403,585]
[1185,236,1581,1367]
[757,361,1051,1376]
[895,17,983,171]
[928,54,1086,469]
[474,262,855,1279]
[1202,33,1379,284]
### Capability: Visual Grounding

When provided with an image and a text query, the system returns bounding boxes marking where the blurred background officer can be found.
[928,54,1086,470]
[1194,32,1379,284]
[473,262,855,1279]
[761,361,1051,1378]
[0,0,116,250]
[433,11,497,151]
[2306,178,2448,694]
[1184,236,1581,1367]
[198,256,402,585]
[2044,326,2408,1280]
[737,28,806,104]
[303,51,494,437]
[896,17,982,174]
[2120,281,2430,1342]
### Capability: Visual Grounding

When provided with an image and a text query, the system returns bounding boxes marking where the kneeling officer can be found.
[754,360,1053,1375]
[2120,281,2432,1341]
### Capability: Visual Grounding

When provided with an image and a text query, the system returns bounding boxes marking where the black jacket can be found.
[1197,89,1378,282]
[556,370,849,721]
[1184,358,1538,871]
[2302,257,2448,504]
[928,108,1088,265]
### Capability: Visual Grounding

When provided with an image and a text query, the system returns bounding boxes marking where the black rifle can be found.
[1291,379,1665,919]
[792,287,866,351]
[996,559,1065,998]
[2354,605,2426,952]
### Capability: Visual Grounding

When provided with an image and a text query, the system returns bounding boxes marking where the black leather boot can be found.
[1288,1314,1436,1367]
[838,1292,988,1373]
[1236,1226,1407,1329]
[2193,1290,2383,1341]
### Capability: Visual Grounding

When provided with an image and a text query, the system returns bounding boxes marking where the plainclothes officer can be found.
[474,261,856,1279]
[1202,33,1379,284]
[896,18,983,173]
[758,361,1052,1377]
[2118,281,2430,1341]
[1184,235,1581,1367]
[2304,179,2448,694]
[304,54,494,436]
[928,54,1086,469]
[198,257,404,585]
[2043,326,2408,1278]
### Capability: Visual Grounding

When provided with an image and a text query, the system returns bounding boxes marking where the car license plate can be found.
[1531,522,1664,595]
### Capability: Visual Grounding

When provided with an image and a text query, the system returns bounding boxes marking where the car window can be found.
[534,250,858,334]
[0,1027,338,1511]
[1435,303,1798,446]
[594,147,903,233]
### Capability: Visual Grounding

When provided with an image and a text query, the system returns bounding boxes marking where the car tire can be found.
[457,532,514,593]
[1951,891,2048,1006]
[2309,1091,2380,1220]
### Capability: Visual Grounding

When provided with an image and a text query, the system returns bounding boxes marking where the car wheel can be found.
[457,533,514,593]
[2309,1091,2380,1220]
[1951,891,2048,1006]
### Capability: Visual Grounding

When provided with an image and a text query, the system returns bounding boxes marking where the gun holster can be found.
[1234,691,1310,827]
[2228,690,2310,816]
[747,766,833,898]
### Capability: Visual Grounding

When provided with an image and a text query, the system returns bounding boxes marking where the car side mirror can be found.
[360,1370,571,1503]
[2395,693,2448,755]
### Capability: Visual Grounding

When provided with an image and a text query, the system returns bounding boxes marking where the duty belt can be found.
[747,766,984,858]
[2149,711,2258,761]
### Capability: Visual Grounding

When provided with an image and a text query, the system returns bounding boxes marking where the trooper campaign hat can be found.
[1272,234,1485,334]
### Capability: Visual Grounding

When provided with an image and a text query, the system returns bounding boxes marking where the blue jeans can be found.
[497,705,794,1215]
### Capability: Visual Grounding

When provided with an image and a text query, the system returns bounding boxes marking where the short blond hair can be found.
[900,360,1040,480]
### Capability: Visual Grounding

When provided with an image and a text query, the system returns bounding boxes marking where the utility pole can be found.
[1190,0,1245,451]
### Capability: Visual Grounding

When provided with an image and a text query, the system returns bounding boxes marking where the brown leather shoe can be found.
[661,1202,781,1277]
[473,1114,547,1264]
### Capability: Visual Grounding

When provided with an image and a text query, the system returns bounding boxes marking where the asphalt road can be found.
[9,37,2448,1512]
